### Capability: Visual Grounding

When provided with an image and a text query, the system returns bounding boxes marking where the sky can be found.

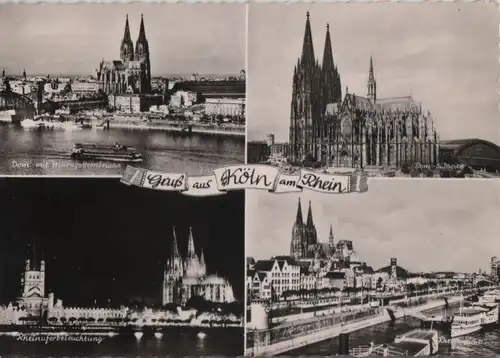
[0,178,245,306]
[247,3,500,145]
[0,4,245,77]
[246,179,500,274]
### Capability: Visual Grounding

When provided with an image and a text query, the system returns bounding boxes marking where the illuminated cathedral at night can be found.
[285,11,440,168]
[163,227,235,306]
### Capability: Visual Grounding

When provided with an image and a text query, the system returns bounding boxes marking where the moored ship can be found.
[450,306,485,338]
[71,143,143,163]
[478,290,500,305]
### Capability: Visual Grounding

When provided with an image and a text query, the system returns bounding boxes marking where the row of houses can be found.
[246,256,404,301]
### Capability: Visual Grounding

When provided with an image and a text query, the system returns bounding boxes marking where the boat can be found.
[71,143,143,163]
[478,290,500,304]
[450,306,485,338]
[471,302,499,325]
[20,118,42,129]
[0,109,21,123]
[74,143,137,152]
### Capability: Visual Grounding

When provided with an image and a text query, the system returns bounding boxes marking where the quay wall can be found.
[99,118,245,138]
[246,296,461,356]
[272,304,368,325]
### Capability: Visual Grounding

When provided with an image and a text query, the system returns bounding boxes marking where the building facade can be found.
[97,14,152,95]
[204,98,246,117]
[17,258,47,316]
[491,256,500,279]
[287,12,439,169]
[162,227,235,306]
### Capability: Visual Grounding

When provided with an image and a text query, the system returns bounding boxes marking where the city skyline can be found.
[246,179,500,273]
[0,178,245,306]
[247,3,499,145]
[0,4,245,77]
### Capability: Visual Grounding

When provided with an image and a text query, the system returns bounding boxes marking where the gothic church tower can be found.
[18,245,46,316]
[163,227,183,305]
[290,12,343,163]
[304,200,318,247]
[120,15,134,62]
[367,56,377,102]
[135,14,152,93]
[290,198,306,259]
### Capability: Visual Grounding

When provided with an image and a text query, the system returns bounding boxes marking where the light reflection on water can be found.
[0,327,243,357]
[0,125,245,176]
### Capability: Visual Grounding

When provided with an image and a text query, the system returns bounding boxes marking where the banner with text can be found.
[120,165,369,196]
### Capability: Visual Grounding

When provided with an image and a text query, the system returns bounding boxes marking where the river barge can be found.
[71,143,143,163]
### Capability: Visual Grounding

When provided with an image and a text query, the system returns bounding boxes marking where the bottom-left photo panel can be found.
[0,177,245,357]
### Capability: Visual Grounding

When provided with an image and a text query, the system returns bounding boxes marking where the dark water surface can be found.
[0,125,244,176]
[0,327,243,357]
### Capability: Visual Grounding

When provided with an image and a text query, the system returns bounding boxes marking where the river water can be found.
[0,327,243,357]
[0,125,245,176]
[286,304,500,356]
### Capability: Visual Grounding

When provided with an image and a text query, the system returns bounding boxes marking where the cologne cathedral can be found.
[96,14,152,95]
[289,199,364,269]
[290,198,334,260]
[289,12,439,168]
[162,227,235,306]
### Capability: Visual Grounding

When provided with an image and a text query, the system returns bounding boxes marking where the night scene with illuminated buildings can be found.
[0,178,245,356]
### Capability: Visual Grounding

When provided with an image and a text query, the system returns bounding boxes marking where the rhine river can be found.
[287,304,500,356]
[0,125,245,176]
[0,327,243,357]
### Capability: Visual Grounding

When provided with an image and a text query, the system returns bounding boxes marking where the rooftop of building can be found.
[170,80,245,98]
[325,94,422,115]
[439,138,500,152]
[376,265,410,279]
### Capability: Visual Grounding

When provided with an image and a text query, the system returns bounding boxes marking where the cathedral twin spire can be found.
[166,226,206,279]
[290,198,320,259]
[120,14,149,63]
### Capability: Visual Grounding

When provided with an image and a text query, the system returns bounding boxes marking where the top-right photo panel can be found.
[247,3,499,179]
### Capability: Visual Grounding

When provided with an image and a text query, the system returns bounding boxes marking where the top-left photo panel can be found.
[0,4,246,176]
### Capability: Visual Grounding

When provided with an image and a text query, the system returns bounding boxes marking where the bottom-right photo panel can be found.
[245,179,500,356]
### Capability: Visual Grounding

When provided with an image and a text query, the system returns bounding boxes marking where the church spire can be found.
[300,11,315,71]
[306,200,314,227]
[120,14,134,62]
[295,198,303,225]
[367,56,376,102]
[321,22,341,109]
[170,226,180,258]
[123,14,132,43]
[329,224,334,246]
[187,226,196,258]
[137,13,147,42]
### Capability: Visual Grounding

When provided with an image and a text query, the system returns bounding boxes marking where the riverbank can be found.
[246,296,460,356]
[100,118,245,138]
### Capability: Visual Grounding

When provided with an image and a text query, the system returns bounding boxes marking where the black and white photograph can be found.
[0,178,245,356]
[247,3,500,178]
[245,180,500,356]
[0,4,245,176]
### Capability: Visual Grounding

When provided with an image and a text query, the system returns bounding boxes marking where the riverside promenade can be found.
[98,117,245,137]
[245,286,498,356]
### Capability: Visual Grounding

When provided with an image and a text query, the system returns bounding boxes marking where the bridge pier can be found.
[338,332,349,355]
